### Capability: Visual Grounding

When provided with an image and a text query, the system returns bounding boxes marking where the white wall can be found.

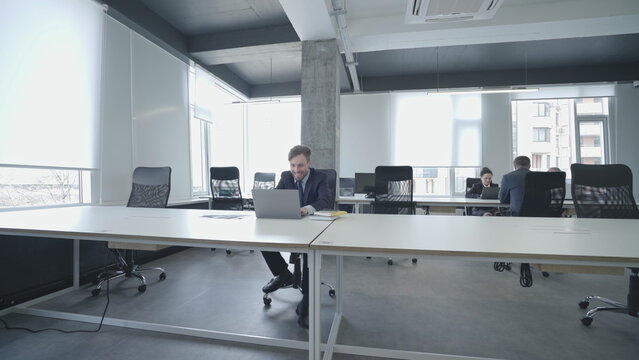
[131,32,190,201]
[339,93,393,177]
[99,16,133,204]
[99,16,191,204]
[481,94,512,183]
[614,83,639,198]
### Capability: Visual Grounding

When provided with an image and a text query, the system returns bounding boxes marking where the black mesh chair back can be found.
[519,171,566,217]
[253,172,276,190]
[210,166,243,210]
[466,177,481,190]
[127,167,171,208]
[316,168,337,210]
[374,166,415,215]
[571,164,639,219]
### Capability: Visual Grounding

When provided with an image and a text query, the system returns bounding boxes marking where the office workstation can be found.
[2,1,639,359]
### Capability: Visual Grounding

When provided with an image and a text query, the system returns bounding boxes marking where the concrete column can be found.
[301,40,339,170]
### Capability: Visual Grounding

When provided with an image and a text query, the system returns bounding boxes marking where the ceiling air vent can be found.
[406,0,503,24]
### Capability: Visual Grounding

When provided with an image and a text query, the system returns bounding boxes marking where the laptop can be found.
[252,189,301,219]
[480,186,500,200]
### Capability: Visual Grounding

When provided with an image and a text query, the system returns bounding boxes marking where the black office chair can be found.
[373,166,417,265]
[262,168,338,306]
[494,171,566,287]
[571,164,639,326]
[210,167,246,255]
[253,172,276,190]
[92,167,170,296]
[464,177,481,215]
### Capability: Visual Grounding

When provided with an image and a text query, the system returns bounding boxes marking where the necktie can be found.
[296,181,304,207]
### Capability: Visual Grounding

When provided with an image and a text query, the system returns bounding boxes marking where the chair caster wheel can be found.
[91,288,101,297]
[138,284,147,293]
[578,301,589,309]
[387,259,393,265]
[250,250,254,253]
[505,263,511,271]
[366,257,371,260]
[542,272,550,277]
[159,272,166,281]
[263,297,272,305]
[226,249,231,255]
[581,317,593,326]
[210,248,216,252]
[329,289,336,298]
[412,258,418,264]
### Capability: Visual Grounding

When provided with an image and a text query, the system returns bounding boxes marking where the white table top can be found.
[312,214,639,266]
[0,205,331,249]
[337,195,574,208]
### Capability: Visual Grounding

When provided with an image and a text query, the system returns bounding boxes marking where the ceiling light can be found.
[427,87,539,96]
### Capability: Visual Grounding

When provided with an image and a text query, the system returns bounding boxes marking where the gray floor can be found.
[1,247,638,359]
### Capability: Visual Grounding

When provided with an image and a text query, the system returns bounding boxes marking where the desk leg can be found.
[73,239,80,289]
[354,203,360,214]
[208,198,213,210]
[336,255,343,314]
[310,250,320,360]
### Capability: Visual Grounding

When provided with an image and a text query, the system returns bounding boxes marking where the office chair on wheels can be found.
[373,166,417,265]
[209,167,251,255]
[571,164,639,326]
[464,177,481,215]
[493,171,566,287]
[262,169,338,306]
[92,167,171,296]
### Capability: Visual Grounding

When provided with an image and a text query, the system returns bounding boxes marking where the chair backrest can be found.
[127,167,171,208]
[339,177,355,196]
[253,172,276,190]
[210,166,243,210]
[466,177,481,190]
[519,171,566,217]
[316,168,337,210]
[571,164,639,219]
[374,166,415,215]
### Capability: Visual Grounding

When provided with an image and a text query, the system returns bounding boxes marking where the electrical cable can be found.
[520,263,533,287]
[0,250,113,333]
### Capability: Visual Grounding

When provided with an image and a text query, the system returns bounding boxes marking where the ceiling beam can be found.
[278,0,336,41]
[192,42,301,66]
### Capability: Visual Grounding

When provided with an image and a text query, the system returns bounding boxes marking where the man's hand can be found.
[300,207,309,216]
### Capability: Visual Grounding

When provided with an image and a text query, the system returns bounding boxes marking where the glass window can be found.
[512,97,610,176]
[532,127,550,142]
[0,167,91,208]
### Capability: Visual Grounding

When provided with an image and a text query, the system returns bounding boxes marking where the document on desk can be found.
[201,214,249,220]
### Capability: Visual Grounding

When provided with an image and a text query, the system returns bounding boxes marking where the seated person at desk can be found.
[548,167,561,172]
[465,167,498,216]
[499,155,531,216]
[261,145,331,327]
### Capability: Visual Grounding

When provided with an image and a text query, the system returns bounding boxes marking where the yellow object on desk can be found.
[309,210,347,221]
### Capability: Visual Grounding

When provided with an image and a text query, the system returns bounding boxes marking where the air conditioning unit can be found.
[406,0,503,24]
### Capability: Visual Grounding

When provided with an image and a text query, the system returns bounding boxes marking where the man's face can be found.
[289,154,310,181]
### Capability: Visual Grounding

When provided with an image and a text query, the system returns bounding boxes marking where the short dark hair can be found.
[513,156,531,169]
[288,145,311,161]
[480,167,493,177]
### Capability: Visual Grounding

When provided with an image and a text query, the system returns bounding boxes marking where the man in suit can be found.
[261,145,331,327]
[499,155,531,216]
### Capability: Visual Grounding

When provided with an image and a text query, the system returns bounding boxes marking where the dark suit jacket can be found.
[465,182,498,198]
[499,168,531,215]
[466,182,498,215]
[276,168,331,211]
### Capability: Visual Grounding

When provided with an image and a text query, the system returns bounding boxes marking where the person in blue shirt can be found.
[499,156,531,216]
[261,145,331,328]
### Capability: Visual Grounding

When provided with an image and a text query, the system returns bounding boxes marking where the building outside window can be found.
[532,127,551,142]
[512,97,609,176]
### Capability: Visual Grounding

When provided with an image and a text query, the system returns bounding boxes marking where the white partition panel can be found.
[339,93,393,177]
[99,16,133,205]
[131,33,190,202]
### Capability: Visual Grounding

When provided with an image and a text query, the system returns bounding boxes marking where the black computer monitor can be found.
[354,173,375,194]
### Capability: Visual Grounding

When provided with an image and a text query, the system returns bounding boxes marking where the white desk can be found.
[0,205,331,360]
[310,214,639,360]
[337,195,574,213]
